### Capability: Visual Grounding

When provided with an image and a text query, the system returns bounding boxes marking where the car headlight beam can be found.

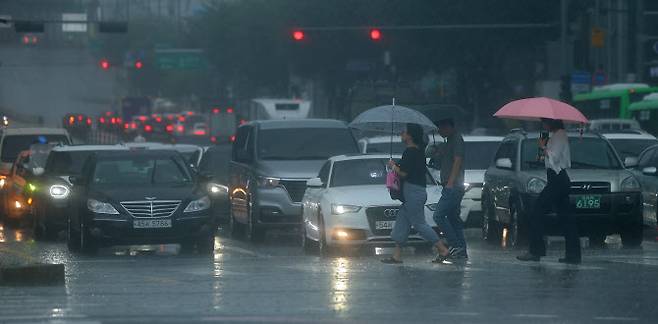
[49,185,70,199]
[331,204,361,215]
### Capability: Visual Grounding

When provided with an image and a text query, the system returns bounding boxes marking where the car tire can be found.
[318,217,333,257]
[506,202,526,248]
[228,203,244,239]
[620,223,643,248]
[197,234,215,255]
[66,217,81,252]
[482,199,501,245]
[79,220,98,255]
[301,222,319,255]
[588,233,607,248]
[245,200,265,243]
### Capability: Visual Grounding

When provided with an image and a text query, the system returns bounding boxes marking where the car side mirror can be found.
[624,157,639,168]
[32,167,44,176]
[307,177,324,188]
[69,176,86,186]
[642,166,658,176]
[495,158,513,170]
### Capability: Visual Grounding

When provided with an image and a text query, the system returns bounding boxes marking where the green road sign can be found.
[155,49,206,70]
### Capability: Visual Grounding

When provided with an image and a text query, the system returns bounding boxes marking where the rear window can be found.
[1,135,69,163]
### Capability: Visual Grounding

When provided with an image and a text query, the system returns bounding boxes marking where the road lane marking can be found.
[593,316,639,321]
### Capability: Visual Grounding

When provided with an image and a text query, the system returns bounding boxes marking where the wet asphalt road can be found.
[1,224,658,324]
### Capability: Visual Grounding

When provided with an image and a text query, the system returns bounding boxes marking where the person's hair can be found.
[406,123,426,148]
[437,118,455,128]
[541,118,565,131]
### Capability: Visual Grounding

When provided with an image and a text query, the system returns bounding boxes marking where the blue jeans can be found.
[433,187,466,248]
[391,183,440,245]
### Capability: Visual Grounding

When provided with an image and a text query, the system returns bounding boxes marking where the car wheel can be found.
[66,217,81,252]
[506,202,524,248]
[482,199,501,244]
[301,222,319,255]
[245,200,265,243]
[588,233,607,248]
[79,220,98,255]
[318,217,333,257]
[196,234,216,255]
[620,223,643,248]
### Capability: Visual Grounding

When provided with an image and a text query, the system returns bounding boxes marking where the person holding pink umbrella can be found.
[516,118,581,264]
[494,97,587,264]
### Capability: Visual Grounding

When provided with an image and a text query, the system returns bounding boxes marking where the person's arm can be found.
[392,163,408,178]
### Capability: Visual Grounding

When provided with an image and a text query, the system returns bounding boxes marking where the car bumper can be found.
[316,207,438,247]
[254,187,303,226]
[519,191,642,234]
[86,212,214,245]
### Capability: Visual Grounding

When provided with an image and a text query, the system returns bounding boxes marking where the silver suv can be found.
[481,130,643,248]
[228,119,360,242]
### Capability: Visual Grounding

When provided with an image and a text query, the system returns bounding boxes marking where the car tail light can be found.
[116,117,122,124]
[230,135,236,142]
[186,111,194,116]
[212,108,220,114]
[178,116,186,122]
[124,123,130,130]
[105,111,112,116]
[111,117,117,124]
[69,116,75,125]
[78,115,84,121]
[155,117,162,123]
[193,129,206,136]
[86,118,92,125]
[138,116,147,121]
[144,125,153,132]
[131,122,137,129]
[226,107,234,114]
[211,136,217,143]
[239,119,247,125]
[99,117,106,124]
[177,125,184,133]
[166,124,174,133]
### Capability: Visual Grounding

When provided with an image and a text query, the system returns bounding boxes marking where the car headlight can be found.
[87,199,119,214]
[621,176,640,192]
[527,178,547,194]
[208,183,229,195]
[184,196,211,212]
[331,204,361,215]
[426,203,438,211]
[49,185,70,199]
[257,177,280,188]
[0,177,6,189]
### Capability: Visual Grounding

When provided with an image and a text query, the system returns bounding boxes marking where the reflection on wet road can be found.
[2,224,658,323]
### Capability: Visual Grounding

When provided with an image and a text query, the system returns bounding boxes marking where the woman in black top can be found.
[382,123,444,264]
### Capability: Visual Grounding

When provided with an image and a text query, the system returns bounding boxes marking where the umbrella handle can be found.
[390,98,395,159]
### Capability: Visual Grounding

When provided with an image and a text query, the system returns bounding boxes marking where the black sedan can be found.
[66,150,215,254]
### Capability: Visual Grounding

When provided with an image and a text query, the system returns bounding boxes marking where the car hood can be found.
[89,184,200,202]
[522,168,634,192]
[255,160,326,179]
[324,184,442,206]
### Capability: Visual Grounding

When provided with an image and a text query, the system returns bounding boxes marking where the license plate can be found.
[575,195,601,209]
[133,219,172,229]
[375,221,395,230]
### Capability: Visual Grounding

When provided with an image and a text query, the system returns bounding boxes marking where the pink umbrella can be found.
[493,97,588,124]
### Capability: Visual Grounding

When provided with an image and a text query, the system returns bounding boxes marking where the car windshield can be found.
[607,139,658,160]
[258,128,357,160]
[92,156,192,186]
[522,138,622,170]
[45,151,94,175]
[464,141,500,170]
[1,135,69,163]
[331,158,434,187]
[364,142,407,154]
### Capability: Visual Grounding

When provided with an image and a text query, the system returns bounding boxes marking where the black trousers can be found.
[528,169,581,260]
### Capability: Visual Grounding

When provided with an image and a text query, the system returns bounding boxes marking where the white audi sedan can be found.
[301,154,442,255]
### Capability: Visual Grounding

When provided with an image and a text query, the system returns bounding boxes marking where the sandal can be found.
[381,257,403,264]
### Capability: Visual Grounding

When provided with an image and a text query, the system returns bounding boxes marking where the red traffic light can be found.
[292,30,305,41]
[370,29,382,41]
[100,59,110,70]
[134,60,143,69]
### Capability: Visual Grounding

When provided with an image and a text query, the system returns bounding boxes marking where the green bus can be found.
[573,83,658,119]
[629,93,658,136]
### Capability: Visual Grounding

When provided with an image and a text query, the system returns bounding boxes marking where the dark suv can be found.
[481,130,643,248]
[228,119,360,242]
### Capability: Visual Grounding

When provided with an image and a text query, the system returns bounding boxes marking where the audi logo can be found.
[384,208,399,218]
